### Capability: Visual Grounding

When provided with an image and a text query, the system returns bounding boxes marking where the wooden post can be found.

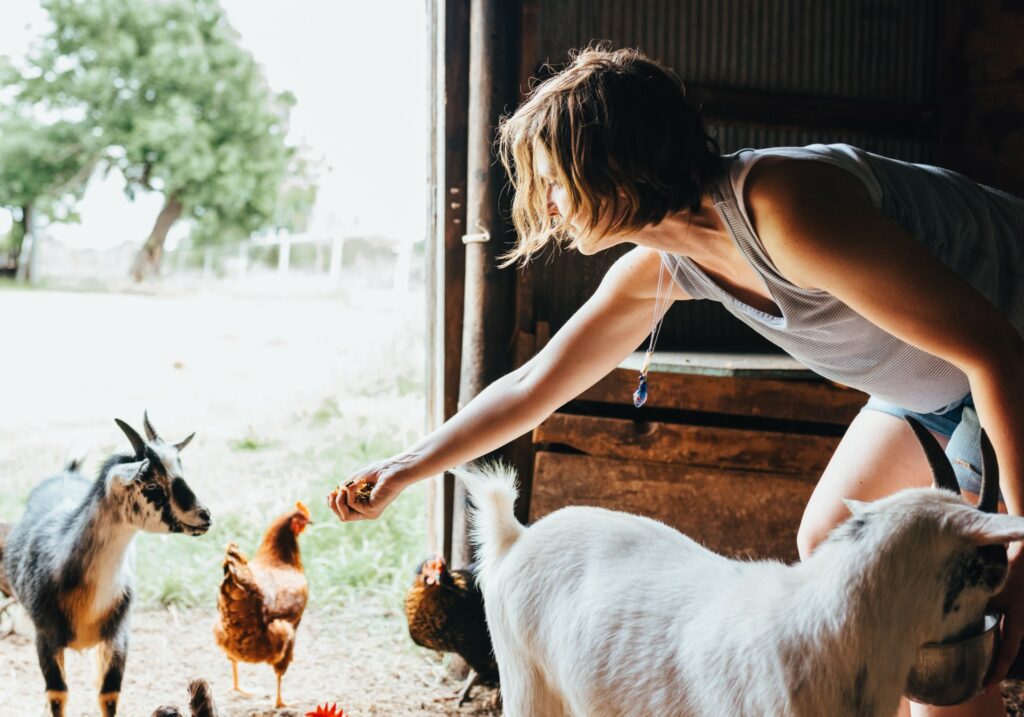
[426,0,471,563]
[394,241,411,294]
[453,0,520,570]
[238,242,248,278]
[278,234,291,274]
[329,235,344,284]
[14,205,35,284]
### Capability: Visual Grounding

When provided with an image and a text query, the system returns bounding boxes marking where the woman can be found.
[329,47,1024,715]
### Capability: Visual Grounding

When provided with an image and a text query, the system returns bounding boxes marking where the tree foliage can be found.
[12,0,306,278]
[0,110,95,266]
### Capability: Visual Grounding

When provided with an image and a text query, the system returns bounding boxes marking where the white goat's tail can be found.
[454,461,524,580]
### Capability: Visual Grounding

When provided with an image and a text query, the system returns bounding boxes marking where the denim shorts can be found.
[861,394,989,496]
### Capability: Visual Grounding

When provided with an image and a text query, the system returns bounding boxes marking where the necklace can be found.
[633,255,674,408]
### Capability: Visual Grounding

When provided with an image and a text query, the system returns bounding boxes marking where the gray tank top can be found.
[661,144,1024,413]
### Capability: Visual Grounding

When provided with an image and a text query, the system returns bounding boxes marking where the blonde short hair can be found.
[498,46,722,266]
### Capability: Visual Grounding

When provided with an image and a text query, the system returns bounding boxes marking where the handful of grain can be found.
[342,479,374,504]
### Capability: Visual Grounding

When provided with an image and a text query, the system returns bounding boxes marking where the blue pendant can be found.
[633,374,648,408]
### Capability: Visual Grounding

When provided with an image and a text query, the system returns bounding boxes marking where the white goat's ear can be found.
[843,499,868,517]
[109,459,150,486]
[963,513,1024,545]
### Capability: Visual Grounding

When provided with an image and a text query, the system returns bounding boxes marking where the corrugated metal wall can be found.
[525,0,944,351]
[537,0,937,103]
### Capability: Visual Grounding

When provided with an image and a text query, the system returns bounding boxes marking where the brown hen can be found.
[405,556,498,704]
[213,502,311,708]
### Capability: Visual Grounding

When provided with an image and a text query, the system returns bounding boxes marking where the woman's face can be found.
[535,149,620,255]
[535,150,571,225]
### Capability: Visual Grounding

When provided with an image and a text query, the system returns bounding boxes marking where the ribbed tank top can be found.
[661,144,1024,413]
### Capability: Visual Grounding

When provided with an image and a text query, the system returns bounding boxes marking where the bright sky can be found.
[0,0,428,248]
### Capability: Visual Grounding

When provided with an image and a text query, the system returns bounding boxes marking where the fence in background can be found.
[30,231,422,292]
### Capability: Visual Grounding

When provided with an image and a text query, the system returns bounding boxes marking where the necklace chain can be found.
[634,254,675,407]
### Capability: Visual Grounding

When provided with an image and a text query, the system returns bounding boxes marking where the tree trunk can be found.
[14,204,34,283]
[131,195,183,282]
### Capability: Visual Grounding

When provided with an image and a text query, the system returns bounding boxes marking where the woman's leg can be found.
[797,409,945,559]
[797,409,1006,717]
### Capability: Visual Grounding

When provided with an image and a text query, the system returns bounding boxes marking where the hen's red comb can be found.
[306,704,346,717]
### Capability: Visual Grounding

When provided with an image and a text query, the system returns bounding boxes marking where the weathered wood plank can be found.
[579,368,867,424]
[530,452,816,562]
[619,351,817,379]
[534,413,839,477]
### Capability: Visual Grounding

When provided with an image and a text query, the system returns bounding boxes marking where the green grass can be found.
[0,276,31,292]
[229,429,277,452]
[395,372,423,397]
[0,485,30,523]
[133,427,428,611]
[311,396,343,426]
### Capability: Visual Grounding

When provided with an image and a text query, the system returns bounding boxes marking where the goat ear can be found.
[109,458,150,486]
[115,418,146,458]
[143,411,161,442]
[175,432,195,452]
[964,513,1024,545]
[843,498,868,517]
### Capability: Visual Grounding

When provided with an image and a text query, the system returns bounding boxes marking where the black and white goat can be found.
[462,417,1024,717]
[3,413,211,717]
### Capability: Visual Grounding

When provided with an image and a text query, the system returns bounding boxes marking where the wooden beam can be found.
[579,368,867,425]
[531,452,815,563]
[534,413,839,477]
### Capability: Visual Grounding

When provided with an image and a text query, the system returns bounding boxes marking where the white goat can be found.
[461,417,1024,717]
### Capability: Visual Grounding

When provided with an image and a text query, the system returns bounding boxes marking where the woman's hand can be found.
[327,454,417,522]
[987,543,1024,686]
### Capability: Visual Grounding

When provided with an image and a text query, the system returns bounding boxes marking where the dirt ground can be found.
[0,605,499,716]
[0,282,498,716]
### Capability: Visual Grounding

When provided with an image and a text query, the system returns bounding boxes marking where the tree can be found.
[0,112,95,281]
[189,150,319,247]
[15,0,297,280]
[272,154,319,236]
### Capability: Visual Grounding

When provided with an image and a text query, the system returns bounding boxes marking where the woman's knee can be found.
[795,408,944,560]
[796,507,840,559]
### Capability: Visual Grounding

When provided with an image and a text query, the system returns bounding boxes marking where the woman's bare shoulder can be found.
[743,156,873,225]
[600,247,690,302]
[741,156,879,290]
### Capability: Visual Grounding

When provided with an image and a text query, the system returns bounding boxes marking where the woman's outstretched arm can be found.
[328,246,687,521]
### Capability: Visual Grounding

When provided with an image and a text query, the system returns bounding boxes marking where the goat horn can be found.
[175,432,196,452]
[905,416,960,495]
[143,411,160,442]
[977,429,1000,513]
[115,419,146,458]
